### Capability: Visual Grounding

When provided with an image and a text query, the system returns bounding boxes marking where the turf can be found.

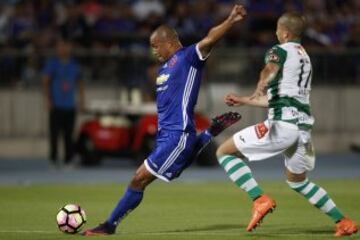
[0,180,359,240]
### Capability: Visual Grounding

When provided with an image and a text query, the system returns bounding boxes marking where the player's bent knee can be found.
[129,174,144,190]
[285,168,307,183]
[216,137,239,159]
[216,142,241,160]
[130,167,154,190]
[130,174,149,190]
[216,145,226,160]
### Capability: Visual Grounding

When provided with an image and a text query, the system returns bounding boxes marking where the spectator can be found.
[59,4,92,47]
[94,3,135,41]
[0,3,14,45]
[131,0,165,21]
[246,0,284,48]
[191,0,216,42]
[8,1,35,48]
[42,38,85,168]
[167,2,197,45]
[0,0,358,50]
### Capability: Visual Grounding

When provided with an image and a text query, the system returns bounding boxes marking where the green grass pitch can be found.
[0,180,359,240]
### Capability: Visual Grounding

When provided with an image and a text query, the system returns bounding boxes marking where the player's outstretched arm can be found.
[197,4,246,58]
[223,62,279,108]
[225,94,268,108]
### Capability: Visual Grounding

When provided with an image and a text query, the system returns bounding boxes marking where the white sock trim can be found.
[286,178,309,189]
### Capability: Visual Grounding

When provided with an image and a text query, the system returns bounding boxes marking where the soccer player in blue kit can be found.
[83,4,246,236]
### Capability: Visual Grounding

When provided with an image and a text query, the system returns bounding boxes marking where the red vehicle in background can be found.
[77,101,217,166]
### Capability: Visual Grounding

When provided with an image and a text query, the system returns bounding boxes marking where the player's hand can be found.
[227,4,247,24]
[224,93,244,107]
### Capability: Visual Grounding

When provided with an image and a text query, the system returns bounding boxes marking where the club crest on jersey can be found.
[254,122,268,139]
[267,50,279,63]
[295,45,306,56]
[169,55,177,68]
[156,74,170,85]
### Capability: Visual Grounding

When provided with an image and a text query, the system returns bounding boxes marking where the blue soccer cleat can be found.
[82,222,115,236]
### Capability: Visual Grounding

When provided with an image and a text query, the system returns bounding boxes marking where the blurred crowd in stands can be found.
[0,0,359,51]
[0,0,359,88]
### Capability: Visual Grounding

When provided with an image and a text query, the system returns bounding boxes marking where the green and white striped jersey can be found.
[265,41,314,130]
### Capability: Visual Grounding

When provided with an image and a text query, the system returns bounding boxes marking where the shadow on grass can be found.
[156,224,335,238]
[252,226,334,238]
[162,224,244,233]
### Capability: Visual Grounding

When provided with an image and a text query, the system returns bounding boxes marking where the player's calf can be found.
[217,155,275,231]
[287,179,358,237]
[287,179,345,223]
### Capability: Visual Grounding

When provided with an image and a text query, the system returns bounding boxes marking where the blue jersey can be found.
[156,44,207,133]
[42,57,81,109]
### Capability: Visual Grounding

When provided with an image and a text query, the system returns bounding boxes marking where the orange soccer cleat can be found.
[334,218,358,237]
[246,194,276,232]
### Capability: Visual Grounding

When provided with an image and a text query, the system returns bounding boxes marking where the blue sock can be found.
[183,130,212,169]
[107,187,144,227]
[194,130,212,154]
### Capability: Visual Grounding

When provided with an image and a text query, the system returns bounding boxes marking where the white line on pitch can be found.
[0,230,55,234]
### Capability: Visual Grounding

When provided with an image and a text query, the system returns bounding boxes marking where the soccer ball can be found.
[56,204,87,234]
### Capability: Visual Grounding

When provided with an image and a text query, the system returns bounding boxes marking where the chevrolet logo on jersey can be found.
[156,74,170,85]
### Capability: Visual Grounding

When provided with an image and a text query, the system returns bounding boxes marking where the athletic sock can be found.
[107,187,144,227]
[218,155,263,201]
[287,179,344,222]
[194,130,212,154]
[182,130,212,169]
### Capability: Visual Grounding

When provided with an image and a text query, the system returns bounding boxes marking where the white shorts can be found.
[283,130,316,174]
[233,120,315,174]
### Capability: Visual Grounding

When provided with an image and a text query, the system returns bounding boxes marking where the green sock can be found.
[218,155,263,200]
[287,179,344,222]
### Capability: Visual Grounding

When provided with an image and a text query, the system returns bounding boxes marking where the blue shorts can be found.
[144,130,196,182]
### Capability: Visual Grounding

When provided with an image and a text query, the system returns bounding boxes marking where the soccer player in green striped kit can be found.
[216,12,358,237]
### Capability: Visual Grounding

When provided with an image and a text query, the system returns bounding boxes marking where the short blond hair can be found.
[278,12,306,38]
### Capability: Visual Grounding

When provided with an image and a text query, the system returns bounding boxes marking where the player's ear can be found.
[285,30,292,40]
[167,41,174,48]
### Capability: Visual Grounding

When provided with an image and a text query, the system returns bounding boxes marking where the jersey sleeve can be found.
[184,44,209,67]
[264,45,287,66]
